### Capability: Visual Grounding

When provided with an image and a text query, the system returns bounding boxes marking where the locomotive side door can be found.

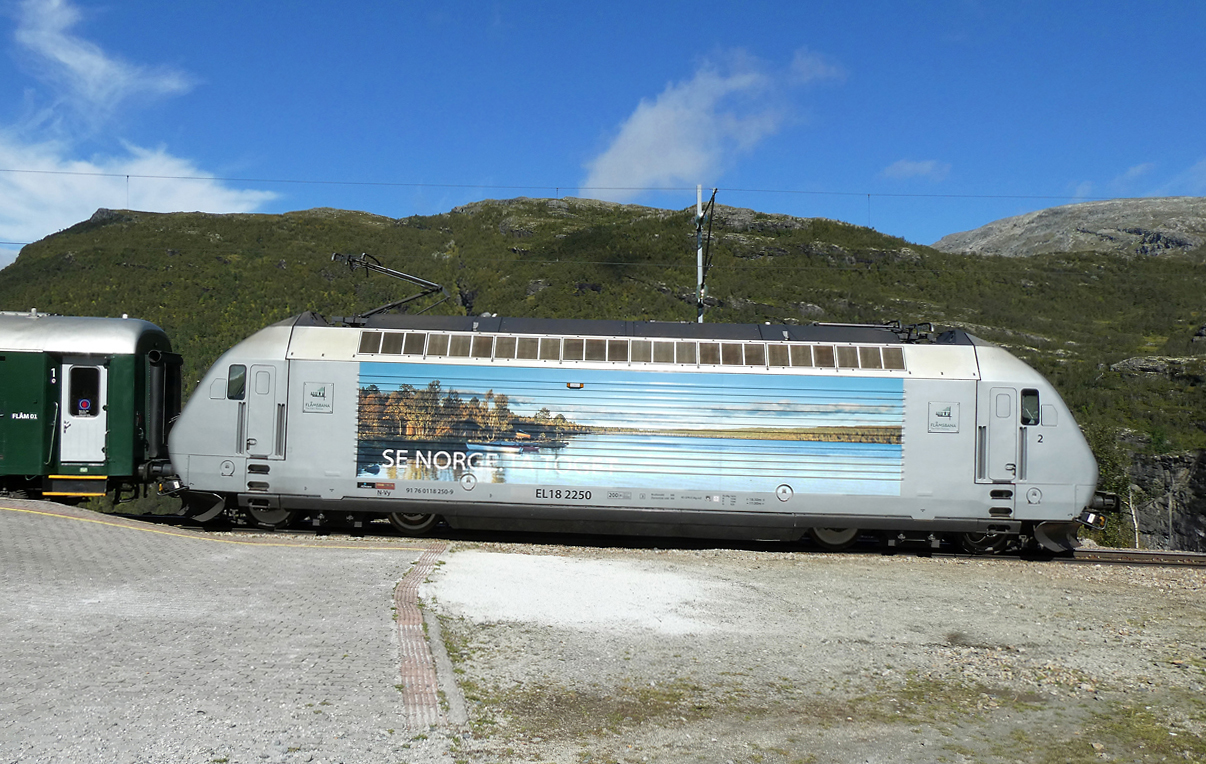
[978,386,1017,483]
[244,363,285,459]
[59,360,108,464]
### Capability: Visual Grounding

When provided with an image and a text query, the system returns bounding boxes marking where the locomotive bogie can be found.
[168,313,1105,550]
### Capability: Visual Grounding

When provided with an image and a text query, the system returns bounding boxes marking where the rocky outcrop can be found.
[1122,451,1206,552]
[933,197,1206,257]
[1110,356,1206,384]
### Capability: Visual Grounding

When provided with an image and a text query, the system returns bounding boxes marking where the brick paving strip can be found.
[393,542,449,728]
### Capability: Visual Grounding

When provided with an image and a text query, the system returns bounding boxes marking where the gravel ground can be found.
[422,543,1206,764]
[4,501,1204,764]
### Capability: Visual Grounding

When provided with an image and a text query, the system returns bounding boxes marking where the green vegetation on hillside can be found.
[1,198,1203,481]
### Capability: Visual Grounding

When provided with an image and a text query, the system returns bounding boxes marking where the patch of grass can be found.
[1036,696,1206,763]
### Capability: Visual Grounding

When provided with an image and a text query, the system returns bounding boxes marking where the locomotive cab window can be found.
[1021,389,1040,426]
[227,364,246,400]
[69,366,100,416]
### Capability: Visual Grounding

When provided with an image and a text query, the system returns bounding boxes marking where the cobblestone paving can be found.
[0,502,455,764]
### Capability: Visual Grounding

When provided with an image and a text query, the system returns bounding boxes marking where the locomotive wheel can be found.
[960,532,1010,555]
[809,527,859,551]
[246,507,295,529]
[388,512,439,536]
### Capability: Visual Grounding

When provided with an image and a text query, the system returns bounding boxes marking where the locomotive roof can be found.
[0,311,172,354]
[288,311,974,345]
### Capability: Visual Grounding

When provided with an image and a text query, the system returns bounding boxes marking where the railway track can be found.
[108,511,1206,567]
[1067,546,1206,567]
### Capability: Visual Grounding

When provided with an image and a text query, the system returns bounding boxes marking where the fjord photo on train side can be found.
[2,2,1205,763]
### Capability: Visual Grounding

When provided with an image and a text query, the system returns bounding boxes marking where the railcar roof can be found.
[0,311,171,354]
[288,311,974,345]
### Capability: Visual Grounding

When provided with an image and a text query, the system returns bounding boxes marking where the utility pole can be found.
[695,185,717,323]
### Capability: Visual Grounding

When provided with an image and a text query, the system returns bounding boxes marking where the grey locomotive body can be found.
[167,312,1104,551]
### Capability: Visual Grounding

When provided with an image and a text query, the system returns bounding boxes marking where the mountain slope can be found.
[0,197,1203,462]
[933,197,1206,257]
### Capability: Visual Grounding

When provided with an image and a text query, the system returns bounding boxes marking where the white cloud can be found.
[580,49,839,202]
[881,159,951,181]
[14,0,193,125]
[0,0,275,270]
[0,136,275,268]
[789,47,845,85]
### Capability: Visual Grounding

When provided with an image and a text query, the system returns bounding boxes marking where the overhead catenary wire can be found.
[0,165,1121,202]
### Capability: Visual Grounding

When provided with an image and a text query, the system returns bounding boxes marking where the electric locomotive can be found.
[166,311,1111,551]
[0,311,182,500]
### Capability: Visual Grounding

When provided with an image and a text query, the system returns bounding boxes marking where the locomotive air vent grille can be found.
[356,330,907,371]
[990,489,1013,500]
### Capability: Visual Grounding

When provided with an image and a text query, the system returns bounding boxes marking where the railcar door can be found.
[244,363,285,459]
[59,360,108,463]
[979,386,1017,483]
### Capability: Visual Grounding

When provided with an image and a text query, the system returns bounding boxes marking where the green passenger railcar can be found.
[0,311,182,500]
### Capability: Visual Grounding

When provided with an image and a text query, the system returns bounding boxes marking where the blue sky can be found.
[2,0,1204,269]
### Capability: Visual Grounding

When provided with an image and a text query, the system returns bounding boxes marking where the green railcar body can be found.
[0,311,182,499]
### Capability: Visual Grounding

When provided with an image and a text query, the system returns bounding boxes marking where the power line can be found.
[0,166,1118,203]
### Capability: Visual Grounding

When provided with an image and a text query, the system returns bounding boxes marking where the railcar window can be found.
[380,332,404,354]
[859,347,883,369]
[585,339,607,361]
[721,343,742,365]
[813,346,836,367]
[744,343,766,366]
[427,333,450,357]
[790,345,813,367]
[402,333,426,355]
[1021,389,1040,425]
[539,337,561,361]
[471,335,494,358]
[449,334,472,357]
[69,367,100,416]
[676,341,697,364]
[495,336,517,359]
[564,338,585,361]
[995,394,1011,418]
[883,347,905,370]
[630,340,652,363]
[358,331,382,354]
[608,339,629,362]
[699,342,721,365]
[653,341,675,363]
[517,337,539,359]
[227,364,246,401]
[836,347,859,369]
[768,345,789,367]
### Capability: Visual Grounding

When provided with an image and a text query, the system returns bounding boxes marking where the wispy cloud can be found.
[14,0,193,126]
[0,0,273,269]
[881,159,951,182]
[580,49,841,202]
[1150,158,1206,197]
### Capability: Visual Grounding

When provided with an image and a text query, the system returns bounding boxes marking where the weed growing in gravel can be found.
[1034,696,1206,763]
